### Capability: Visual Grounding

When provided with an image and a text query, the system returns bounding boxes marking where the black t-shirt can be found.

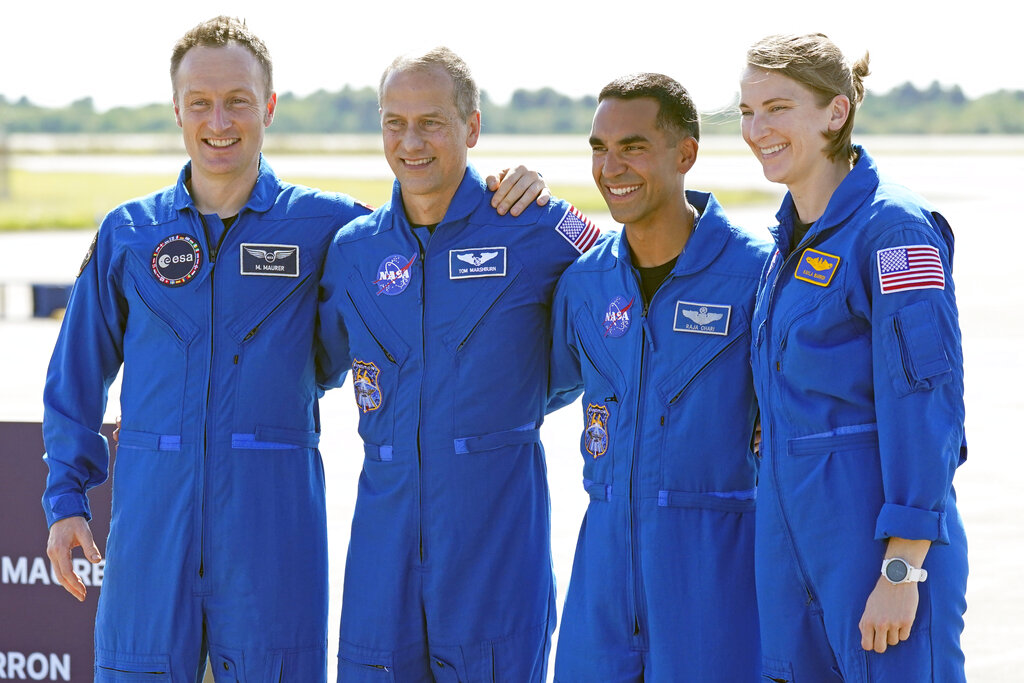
[636,255,678,308]
[791,215,813,252]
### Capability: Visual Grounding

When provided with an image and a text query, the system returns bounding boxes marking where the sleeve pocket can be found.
[884,300,951,397]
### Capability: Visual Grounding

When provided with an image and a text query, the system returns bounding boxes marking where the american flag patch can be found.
[876,244,945,294]
[555,205,600,253]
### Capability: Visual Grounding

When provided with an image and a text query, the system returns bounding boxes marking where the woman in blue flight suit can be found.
[738,34,969,682]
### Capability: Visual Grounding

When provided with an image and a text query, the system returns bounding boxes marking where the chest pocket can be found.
[342,269,411,449]
[574,304,628,497]
[656,306,758,499]
[444,260,550,440]
[122,256,201,435]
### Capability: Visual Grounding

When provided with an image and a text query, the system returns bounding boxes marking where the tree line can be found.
[1,81,1022,135]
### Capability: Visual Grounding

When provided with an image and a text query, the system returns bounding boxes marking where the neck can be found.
[625,200,696,268]
[789,156,852,224]
[188,164,259,217]
[401,187,459,227]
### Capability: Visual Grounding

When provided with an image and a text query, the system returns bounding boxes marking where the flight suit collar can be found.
[609,189,729,278]
[170,154,281,217]
[772,144,880,254]
[383,165,487,235]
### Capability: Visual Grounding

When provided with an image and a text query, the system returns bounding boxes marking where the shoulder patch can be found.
[78,230,99,277]
[555,205,600,254]
[877,244,944,294]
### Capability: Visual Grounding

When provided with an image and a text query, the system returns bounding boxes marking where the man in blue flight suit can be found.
[41,18,546,683]
[316,47,600,681]
[547,73,770,682]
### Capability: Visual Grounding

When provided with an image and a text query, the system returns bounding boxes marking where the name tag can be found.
[449,247,507,279]
[673,301,731,335]
[240,243,300,277]
[794,248,840,287]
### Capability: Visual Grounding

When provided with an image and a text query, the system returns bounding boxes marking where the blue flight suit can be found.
[316,166,596,682]
[548,191,769,682]
[41,159,370,682]
[751,147,968,682]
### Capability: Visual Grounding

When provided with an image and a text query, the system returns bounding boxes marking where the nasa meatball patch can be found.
[152,234,202,287]
[240,243,300,277]
[374,253,417,296]
[603,295,634,338]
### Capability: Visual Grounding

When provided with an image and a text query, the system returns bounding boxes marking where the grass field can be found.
[0,169,777,231]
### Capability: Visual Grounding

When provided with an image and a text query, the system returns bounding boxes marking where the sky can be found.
[4,0,1019,114]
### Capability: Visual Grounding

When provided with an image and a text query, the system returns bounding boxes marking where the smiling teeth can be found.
[761,144,788,155]
[609,185,640,196]
[206,139,237,147]
[406,158,433,166]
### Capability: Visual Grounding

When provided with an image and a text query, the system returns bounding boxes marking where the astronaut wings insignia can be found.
[245,246,295,263]
[681,308,724,326]
[805,256,833,271]
[456,251,498,267]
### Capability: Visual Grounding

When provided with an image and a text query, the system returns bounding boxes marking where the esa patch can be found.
[794,248,840,287]
[240,243,299,277]
[375,253,417,296]
[151,234,202,287]
[352,359,382,413]
[585,403,610,458]
[673,301,731,335]
[449,246,507,279]
[603,295,634,338]
[556,205,601,253]
[877,244,944,294]
[78,230,98,277]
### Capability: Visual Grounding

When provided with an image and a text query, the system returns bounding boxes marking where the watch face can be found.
[885,559,909,583]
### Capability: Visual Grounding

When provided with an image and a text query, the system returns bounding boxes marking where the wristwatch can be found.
[881,557,928,585]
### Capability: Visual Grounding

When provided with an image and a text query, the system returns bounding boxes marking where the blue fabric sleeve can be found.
[41,221,127,527]
[869,214,965,544]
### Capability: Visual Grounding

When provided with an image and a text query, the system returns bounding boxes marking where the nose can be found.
[209,102,230,132]
[399,125,425,153]
[601,150,626,178]
[744,111,768,143]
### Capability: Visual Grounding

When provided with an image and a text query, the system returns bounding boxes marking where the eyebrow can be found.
[589,134,650,146]
[739,96,794,109]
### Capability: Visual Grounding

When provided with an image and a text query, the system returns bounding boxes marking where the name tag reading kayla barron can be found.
[449,247,507,279]
[240,243,300,277]
[794,248,840,287]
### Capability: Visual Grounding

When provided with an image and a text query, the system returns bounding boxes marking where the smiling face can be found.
[739,66,848,193]
[173,42,275,187]
[590,97,693,231]
[379,65,480,224]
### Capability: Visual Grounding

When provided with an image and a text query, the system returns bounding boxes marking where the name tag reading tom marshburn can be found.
[240,243,300,277]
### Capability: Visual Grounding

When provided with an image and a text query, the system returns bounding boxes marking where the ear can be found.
[466,110,482,149]
[677,135,699,175]
[173,97,183,129]
[264,92,278,127]
[827,94,851,132]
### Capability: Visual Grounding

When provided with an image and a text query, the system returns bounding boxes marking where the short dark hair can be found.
[598,73,700,142]
[170,16,273,99]
[379,47,480,120]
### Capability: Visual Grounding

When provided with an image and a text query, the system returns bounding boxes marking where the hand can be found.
[486,165,550,216]
[858,575,919,652]
[113,415,121,444]
[46,516,102,602]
